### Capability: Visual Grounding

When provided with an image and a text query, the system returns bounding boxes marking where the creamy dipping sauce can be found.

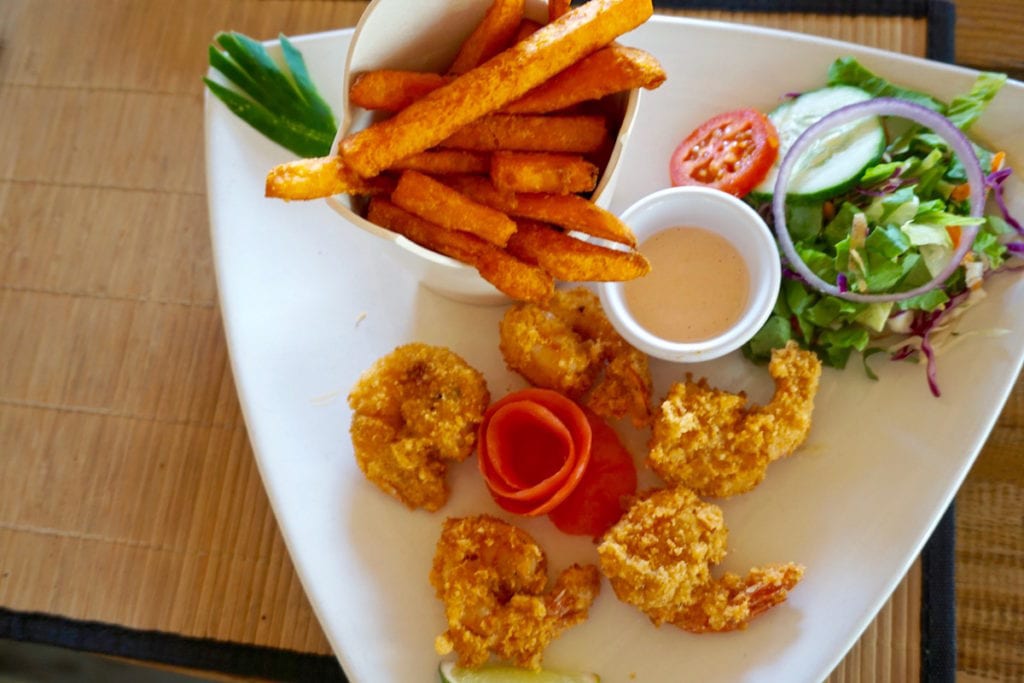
[624,226,750,342]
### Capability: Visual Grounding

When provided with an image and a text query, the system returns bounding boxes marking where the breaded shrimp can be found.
[647,341,821,498]
[347,343,489,511]
[431,515,601,670]
[597,487,803,633]
[669,563,806,633]
[499,287,653,427]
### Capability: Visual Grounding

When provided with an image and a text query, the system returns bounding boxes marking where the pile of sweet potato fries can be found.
[266,0,665,301]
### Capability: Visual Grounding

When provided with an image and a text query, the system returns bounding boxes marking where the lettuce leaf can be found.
[827,57,943,111]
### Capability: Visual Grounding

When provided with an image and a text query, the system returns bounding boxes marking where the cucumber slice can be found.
[751,85,886,202]
[438,662,600,683]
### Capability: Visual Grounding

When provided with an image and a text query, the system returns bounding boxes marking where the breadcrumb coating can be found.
[597,488,727,625]
[647,341,822,497]
[431,515,600,670]
[597,487,803,633]
[499,287,653,427]
[347,343,490,511]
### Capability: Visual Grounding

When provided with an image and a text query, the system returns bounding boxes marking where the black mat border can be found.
[656,0,930,14]
[921,503,957,683]
[653,0,955,62]
[0,1,957,681]
[0,609,347,682]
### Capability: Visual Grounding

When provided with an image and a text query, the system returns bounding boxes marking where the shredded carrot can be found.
[963,253,983,290]
[822,200,836,221]
[992,151,1006,172]
[949,183,972,202]
[948,224,962,249]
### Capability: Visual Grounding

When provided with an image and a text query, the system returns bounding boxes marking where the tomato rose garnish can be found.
[478,388,592,516]
[669,108,779,197]
[548,409,637,539]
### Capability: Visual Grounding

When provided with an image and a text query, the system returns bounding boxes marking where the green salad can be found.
[741,58,1020,396]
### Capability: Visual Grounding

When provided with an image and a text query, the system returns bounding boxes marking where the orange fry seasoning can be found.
[446,176,636,247]
[440,114,607,154]
[506,220,650,281]
[390,150,491,175]
[512,192,637,246]
[448,0,526,75]
[549,0,572,22]
[473,244,556,303]
[367,199,553,302]
[391,170,517,247]
[491,151,599,194]
[441,174,520,213]
[264,156,395,200]
[505,45,667,114]
[367,197,484,262]
[348,45,666,116]
[348,70,451,111]
[338,0,655,178]
[514,18,543,42]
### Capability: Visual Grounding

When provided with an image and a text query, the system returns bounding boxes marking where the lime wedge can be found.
[438,662,600,683]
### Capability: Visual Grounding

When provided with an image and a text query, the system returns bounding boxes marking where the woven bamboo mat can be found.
[0,1,1020,681]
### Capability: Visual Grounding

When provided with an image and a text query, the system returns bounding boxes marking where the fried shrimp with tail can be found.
[431,515,600,670]
[647,341,821,498]
[597,487,803,633]
[347,344,489,511]
[499,287,653,427]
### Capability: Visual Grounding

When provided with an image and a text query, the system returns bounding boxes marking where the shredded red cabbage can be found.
[891,289,972,397]
[985,166,1023,233]
[920,335,940,396]
[890,345,915,362]
[781,266,809,284]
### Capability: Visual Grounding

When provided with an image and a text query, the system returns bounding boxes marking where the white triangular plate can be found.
[205,17,1024,683]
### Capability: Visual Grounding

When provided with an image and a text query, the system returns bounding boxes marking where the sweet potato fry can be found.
[491,151,598,194]
[504,45,666,114]
[440,114,607,154]
[367,199,553,302]
[347,45,665,116]
[506,220,650,281]
[391,170,517,247]
[439,174,520,212]
[349,70,451,111]
[390,150,491,175]
[338,0,654,178]
[264,156,395,200]
[443,175,637,247]
[449,0,526,75]
[513,192,636,246]
[368,197,481,261]
[549,0,572,21]
[473,244,555,303]
[514,18,543,42]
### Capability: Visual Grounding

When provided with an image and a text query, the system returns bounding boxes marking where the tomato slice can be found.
[669,108,779,197]
[548,409,637,539]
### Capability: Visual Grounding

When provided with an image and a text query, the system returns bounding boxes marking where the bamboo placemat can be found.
[0,1,1020,681]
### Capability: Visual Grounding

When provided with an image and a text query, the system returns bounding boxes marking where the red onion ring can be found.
[772,97,986,303]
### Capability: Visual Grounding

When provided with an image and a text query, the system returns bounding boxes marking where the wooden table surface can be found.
[1,1,1021,681]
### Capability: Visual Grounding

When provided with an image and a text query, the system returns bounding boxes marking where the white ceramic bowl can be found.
[325,0,642,305]
[598,186,781,363]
